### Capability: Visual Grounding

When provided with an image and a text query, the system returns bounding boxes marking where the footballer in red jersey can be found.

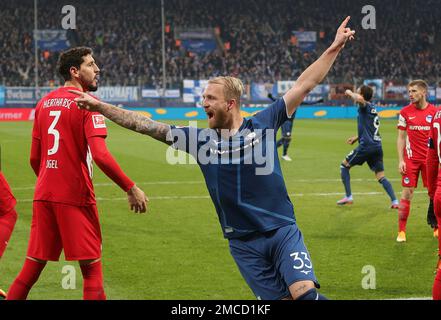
[6,47,147,300]
[396,80,437,242]
[0,171,18,299]
[428,108,441,299]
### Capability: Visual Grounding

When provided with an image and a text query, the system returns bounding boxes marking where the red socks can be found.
[0,208,17,258]
[80,260,106,300]
[434,269,441,300]
[6,258,106,300]
[435,195,441,253]
[6,258,46,300]
[398,199,411,232]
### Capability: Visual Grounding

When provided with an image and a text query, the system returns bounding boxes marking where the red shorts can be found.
[402,160,427,188]
[0,173,16,215]
[27,201,102,261]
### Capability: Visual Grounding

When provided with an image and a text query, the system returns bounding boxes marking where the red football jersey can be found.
[430,109,441,163]
[0,172,16,213]
[398,103,437,162]
[32,86,107,206]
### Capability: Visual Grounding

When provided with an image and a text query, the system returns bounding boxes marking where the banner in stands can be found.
[182,39,217,53]
[292,31,317,52]
[250,82,277,101]
[96,86,139,102]
[176,28,217,54]
[277,81,329,102]
[5,87,53,104]
[0,108,35,121]
[384,84,408,100]
[141,88,180,99]
[34,30,70,51]
[364,79,384,99]
[0,86,5,106]
[183,80,208,106]
[176,28,214,40]
[437,86,441,100]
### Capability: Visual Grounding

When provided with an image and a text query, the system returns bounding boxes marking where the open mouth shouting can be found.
[206,110,215,120]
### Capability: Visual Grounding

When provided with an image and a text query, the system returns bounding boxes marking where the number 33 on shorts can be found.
[290,252,313,275]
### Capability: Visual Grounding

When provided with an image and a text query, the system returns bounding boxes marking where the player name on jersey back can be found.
[45,159,58,169]
[43,98,76,109]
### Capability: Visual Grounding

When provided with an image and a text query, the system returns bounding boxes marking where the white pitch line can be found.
[17,190,428,203]
[11,178,402,191]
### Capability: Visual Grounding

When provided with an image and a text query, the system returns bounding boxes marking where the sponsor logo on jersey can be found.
[301,270,312,275]
[408,125,431,131]
[224,227,234,233]
[92,115,106,129]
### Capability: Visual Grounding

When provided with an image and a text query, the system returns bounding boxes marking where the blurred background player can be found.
[427,118,439,239]
[336,86,398,208]
[396,80,437,242]
[0,170,18,299]
[269,93,297,162]
[269,93,324,162]
[6,47,147,300]
[70,17,355,300]
[427,108,441,299]
[277,118,295,161]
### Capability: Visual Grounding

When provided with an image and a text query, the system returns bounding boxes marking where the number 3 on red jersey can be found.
[48,110,61,155]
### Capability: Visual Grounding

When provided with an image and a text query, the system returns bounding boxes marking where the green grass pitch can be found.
[0,118,437,300]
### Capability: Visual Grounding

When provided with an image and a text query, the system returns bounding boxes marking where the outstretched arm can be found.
[345,89,367,106]
[284,16,355,116]
[69,91,172,145]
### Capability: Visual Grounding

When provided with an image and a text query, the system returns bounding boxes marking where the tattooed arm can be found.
[69,90,172,145]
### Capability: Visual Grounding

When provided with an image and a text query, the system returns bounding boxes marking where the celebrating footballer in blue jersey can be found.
[337,86,398,208]
[71,17,355,300]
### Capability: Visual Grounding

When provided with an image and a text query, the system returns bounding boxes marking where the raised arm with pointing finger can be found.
[69,17,355,142]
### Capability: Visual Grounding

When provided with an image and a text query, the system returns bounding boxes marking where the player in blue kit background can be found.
[269,93,297,162]
[277,116,295,162]
[337,86,398,208]
[70,17,355,300]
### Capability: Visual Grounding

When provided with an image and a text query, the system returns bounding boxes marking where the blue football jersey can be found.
[170,98,296,239]
[357,102,382,147]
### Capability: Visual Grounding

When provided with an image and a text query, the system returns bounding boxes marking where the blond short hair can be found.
[208,76,244,105]
[408,79,428,91]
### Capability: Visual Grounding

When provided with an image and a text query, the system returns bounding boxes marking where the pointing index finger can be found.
[339,16,351,30]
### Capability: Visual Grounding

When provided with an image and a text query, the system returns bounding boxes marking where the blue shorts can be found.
[229,224,319,300]
[345,146,384,173]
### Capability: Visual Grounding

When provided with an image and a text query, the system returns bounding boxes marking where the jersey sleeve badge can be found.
[92,115,106,129]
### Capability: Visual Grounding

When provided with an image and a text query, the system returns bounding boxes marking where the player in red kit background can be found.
[6,47,147,300]
[427,109,441,299]
[0,171,18,299]
[396,80,437,242]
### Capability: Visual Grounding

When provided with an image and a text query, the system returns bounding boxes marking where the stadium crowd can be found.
[0,0,440,88]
